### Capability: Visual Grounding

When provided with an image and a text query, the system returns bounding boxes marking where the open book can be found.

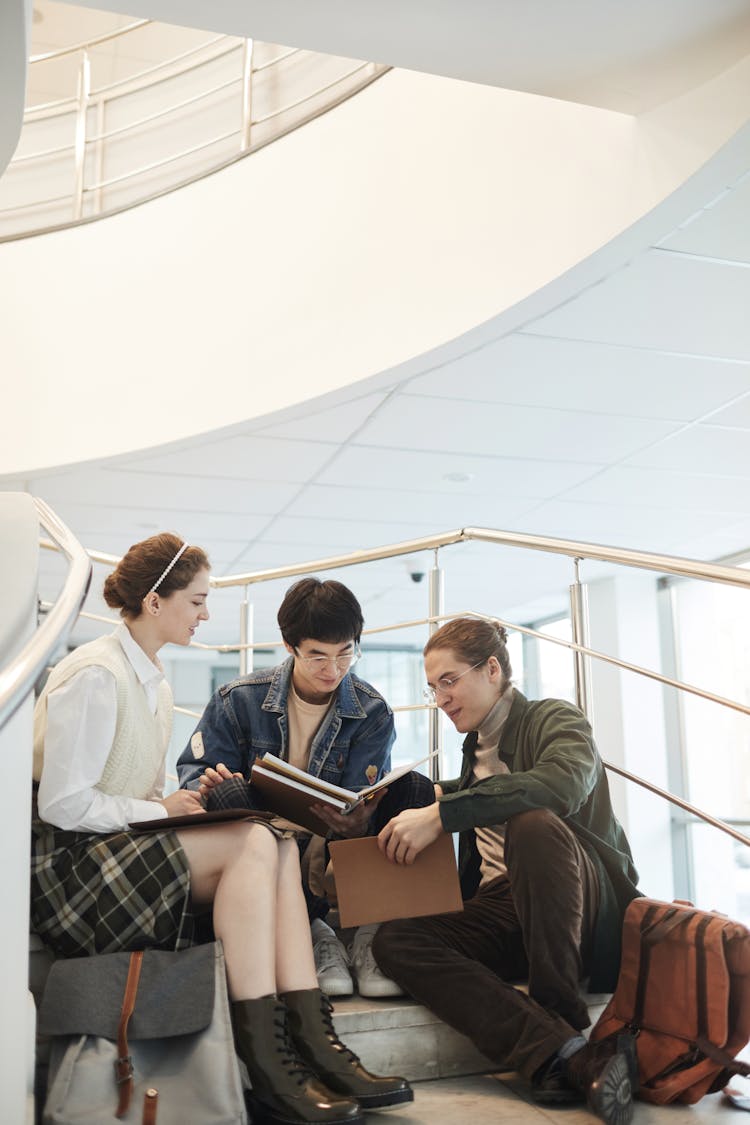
[249,752,432,836]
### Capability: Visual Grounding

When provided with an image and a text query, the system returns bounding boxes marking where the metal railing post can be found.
[428,548,444,782]
[73,50,91,220]
[239,585,253,675]
[569,557,592,722]
[93,96,105,214]
[240,38,254,152]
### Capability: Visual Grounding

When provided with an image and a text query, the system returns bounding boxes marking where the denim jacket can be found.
[176,656,395,790]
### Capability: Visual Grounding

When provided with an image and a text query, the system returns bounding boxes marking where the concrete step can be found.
[329,991,611,1082]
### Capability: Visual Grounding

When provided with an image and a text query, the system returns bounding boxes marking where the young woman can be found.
[31,533,411,1125]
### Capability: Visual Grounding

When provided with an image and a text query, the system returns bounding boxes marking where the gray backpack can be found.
[37,941,248,1124]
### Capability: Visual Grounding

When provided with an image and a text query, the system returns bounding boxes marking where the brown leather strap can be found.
[142,1087,158,1125]
[696,1036,750,1078]
[631,902,662,1026]
[115,950,144,1119]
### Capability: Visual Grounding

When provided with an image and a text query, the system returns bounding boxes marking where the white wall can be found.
[0,0,29,175]
[2,52,750,477]
[0,493,39,1124]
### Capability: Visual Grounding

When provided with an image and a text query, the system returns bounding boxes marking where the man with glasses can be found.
[371,617,640,1125]
[177,577,433,997]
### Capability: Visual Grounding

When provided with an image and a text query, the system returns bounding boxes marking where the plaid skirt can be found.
[30,818,197,958]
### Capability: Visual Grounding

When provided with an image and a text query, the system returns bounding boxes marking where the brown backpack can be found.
[590,897,750,1105]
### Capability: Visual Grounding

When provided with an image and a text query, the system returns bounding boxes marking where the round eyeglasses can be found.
[423,659,488,704]
[293,645,361,673]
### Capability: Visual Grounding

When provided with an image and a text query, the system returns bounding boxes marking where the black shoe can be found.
[566,1034,639,1125]
[531,1056,582,1106]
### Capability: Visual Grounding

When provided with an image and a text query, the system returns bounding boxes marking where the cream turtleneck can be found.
[472,686,514,884]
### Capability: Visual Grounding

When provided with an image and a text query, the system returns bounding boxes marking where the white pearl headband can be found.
[147,542,190,595]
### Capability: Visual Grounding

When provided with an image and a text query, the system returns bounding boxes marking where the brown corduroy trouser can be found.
[372,808,600,1080]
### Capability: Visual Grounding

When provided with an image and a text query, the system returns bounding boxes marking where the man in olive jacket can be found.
[373,617,640,1125]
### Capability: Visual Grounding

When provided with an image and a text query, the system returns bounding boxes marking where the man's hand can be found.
[198,762,243,801]
[311,789,387,838]
[378,803,444,865]
[159,789,205,816]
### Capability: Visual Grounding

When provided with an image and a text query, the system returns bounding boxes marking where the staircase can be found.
[330,992,611,1081]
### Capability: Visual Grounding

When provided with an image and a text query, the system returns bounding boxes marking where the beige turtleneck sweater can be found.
[472,686,514,884]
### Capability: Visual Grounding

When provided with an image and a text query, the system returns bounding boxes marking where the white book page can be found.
[256,754,358,801]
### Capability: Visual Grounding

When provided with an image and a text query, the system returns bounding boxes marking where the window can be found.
[663,566,750,923]
[523,615,574,703]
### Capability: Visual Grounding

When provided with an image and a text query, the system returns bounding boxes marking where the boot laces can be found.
[320,995,360,1065]
[273,1014,317,1085]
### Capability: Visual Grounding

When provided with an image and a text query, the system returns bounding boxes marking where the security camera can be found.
[410,570,426,584]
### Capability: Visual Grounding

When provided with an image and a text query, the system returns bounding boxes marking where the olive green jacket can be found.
[438,690,639,991]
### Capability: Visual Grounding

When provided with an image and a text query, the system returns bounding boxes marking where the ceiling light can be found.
[443,471,475,483]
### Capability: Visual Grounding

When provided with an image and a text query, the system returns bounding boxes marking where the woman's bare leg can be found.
[176,821,278,1000]
[274,837,318,994]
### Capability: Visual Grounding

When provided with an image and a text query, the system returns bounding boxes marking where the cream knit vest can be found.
[33,633,173,798]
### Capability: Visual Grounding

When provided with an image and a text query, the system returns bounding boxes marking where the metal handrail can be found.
[89,75,243,145]
[254,47,299,74]
[603,760,750,848]
[3,16,386,238]
[24,35,233,117]
[29,19,151,64]
[3,193,72,212]
[0,501,91,731]
[253,63,376,125]
[87,61,377,193]
[94,35,234,98]
[54,599,750,716]
[93,127,241,191]
[471,612,750,718]
[207,526,750,590]
[37,525,749,853]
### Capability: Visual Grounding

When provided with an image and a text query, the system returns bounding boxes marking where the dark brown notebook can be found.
[328,833,464,928]
[129,808,274,832]
[249,766,345,835]
[249,754,427,838]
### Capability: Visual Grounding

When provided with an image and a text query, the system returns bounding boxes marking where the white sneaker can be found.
[311,919,353,997]
[349,924,404,999]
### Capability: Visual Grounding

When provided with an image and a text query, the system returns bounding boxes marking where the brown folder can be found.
[328,833,464,928]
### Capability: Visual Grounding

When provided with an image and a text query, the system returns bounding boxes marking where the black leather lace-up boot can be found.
[232,995,363,1125]
[281,988,414,1110]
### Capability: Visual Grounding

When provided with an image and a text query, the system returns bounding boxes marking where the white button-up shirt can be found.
[37,624,169,833]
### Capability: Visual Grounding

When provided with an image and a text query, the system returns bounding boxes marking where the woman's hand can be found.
[159,789,205,816]
[377,803,444,865]
[198,762,243,801]
[311,788,387,838]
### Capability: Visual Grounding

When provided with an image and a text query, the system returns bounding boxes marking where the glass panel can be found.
[671,570,750,920]
[534,617,574,702]
[357,647,428,767]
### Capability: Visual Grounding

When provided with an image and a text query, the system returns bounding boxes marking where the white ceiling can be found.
[4,1,750,656]
[8,169,750,653]
[62,0,750,114]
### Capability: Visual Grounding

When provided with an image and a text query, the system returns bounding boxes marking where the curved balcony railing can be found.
[0,499,91,730]
[38,523,750,854]
[0,18,388,239]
